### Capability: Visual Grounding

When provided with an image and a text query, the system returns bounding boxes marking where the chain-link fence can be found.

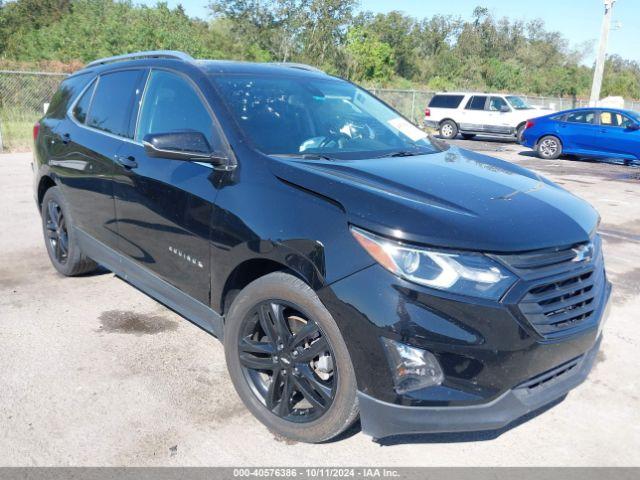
[0,70,68,151]
[2,69,640,152]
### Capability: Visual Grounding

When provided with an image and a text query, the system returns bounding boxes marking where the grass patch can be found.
[0,110,40,152]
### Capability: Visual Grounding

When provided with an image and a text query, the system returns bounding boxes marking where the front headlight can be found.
[351,226,515,300]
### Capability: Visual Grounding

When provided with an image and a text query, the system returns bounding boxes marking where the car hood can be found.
[269,147,598,253]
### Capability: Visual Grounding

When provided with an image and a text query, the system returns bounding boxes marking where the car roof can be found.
[554,107,638,115]
[196,60,330,79]
[71,51,332,81]
[433,92,517,97]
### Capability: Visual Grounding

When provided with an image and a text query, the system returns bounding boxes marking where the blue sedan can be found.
[521,107,640,165]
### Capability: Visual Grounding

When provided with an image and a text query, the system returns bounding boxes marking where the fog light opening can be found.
[381,337,444,394]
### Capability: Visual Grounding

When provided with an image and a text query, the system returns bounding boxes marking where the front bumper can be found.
[357,334,601,438]
[321,239,610,438]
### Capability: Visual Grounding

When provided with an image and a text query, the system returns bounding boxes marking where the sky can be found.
[144,0,640,64]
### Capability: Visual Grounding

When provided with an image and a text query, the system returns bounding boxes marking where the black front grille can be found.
[519,266,604,335]
[497,236,605,337]
[518,355,582,392]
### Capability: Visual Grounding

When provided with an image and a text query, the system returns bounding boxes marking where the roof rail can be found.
[270,62,324,73]
[86,50,194,68]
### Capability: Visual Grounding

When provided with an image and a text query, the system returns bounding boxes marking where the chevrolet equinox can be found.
[33,51,611,442]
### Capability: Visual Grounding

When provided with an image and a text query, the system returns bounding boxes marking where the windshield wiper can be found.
[375,149,431,158]
[271,153,335,161]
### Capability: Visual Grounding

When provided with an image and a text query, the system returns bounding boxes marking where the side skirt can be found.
[459,124,516,136]
[74,227,224,339]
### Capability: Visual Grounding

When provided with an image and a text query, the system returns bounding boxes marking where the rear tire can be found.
[536,135,562,160]
[439,120,458,140]
[41,187,97,276]
[461,133,476,140]
[224,272,359,443]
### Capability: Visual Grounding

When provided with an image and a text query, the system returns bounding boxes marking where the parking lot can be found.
[1,140,639,466]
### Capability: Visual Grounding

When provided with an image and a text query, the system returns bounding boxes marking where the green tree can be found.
[1,0,639,99]
[345,26,394,82]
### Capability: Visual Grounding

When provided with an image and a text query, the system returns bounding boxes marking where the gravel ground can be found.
[1,140,639,466]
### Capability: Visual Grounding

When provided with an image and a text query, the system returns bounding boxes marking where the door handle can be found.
[61,133,71,144]
[114,154,138,169]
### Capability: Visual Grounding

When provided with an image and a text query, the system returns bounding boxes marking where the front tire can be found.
[224,272,359,443]
[461,133,476,140]
[439,120,458,139]
[41,187,97,276]
[537,135,562,159]
[516,124,526,143]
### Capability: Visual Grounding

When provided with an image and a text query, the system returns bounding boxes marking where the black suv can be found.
[33,51,610,442]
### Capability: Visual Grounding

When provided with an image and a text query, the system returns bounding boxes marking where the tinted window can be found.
[565,111,595,124]
[87,70,141,138]
[212,75,441,158]
[600,111,634,128]
[136,70,217,149]
[47,73,92,120]
[488,96,509,111]
[73,80,96,124]
[466,96,488,110]
[428,95,464,109]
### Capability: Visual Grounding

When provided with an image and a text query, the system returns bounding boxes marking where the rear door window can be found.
[465,96,488,111]
[87,70,143,138]
[565,110,596,124]
[428,95,464,109]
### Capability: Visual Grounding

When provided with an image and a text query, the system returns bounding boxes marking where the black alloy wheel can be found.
[45,200,69,264]
[238,300,336,423]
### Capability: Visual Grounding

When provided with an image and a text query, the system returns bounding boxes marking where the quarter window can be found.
[428,95,464,109]
[73,80,96,124]
[48,73,92,120]
[136,70,217,150]
[87,70,142,138]
[466,96,488,111]
[565,111,595,124]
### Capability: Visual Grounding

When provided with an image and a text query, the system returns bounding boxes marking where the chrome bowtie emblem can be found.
[571,243,593,263]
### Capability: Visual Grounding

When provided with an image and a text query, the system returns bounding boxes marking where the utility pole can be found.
[589,0,616,106]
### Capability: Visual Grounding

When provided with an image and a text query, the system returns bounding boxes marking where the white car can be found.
[424,92,550,141]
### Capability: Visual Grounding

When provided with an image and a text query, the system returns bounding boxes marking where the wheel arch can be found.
[536,133,564,148]
[218,244,326,316]
[37,175,57,209]
[439,118,458,127]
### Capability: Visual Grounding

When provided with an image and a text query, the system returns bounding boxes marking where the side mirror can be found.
[142,131,228,166]
[628,123,640,131]
[500,105,511,113]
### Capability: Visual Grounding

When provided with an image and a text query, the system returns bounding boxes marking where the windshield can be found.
[211,75,442,159]
[628,110,640,122]
[506,96,533,110]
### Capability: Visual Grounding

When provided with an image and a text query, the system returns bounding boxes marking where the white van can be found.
[424,93,548,141]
